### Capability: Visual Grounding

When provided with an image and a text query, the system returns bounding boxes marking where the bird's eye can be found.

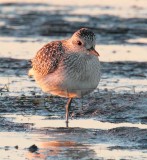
[77,41,82,46]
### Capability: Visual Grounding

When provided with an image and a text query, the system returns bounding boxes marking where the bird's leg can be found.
[65,98,72,127]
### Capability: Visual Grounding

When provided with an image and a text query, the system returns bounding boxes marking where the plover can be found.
[29,28,101,127]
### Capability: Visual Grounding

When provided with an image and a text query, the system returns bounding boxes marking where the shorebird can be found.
[29,28,101,127]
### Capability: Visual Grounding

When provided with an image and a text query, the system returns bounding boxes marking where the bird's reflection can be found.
[27,141,77,159]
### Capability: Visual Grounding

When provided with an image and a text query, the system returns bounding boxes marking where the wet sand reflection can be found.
[26,141,95,159]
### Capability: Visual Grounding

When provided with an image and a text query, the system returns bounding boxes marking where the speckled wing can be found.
[32,41,64,76]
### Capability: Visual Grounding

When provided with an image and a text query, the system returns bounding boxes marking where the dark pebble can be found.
[14,145,19,149]
[28,144,38,152]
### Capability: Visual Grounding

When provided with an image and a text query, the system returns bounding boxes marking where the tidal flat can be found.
[0,0,147,159]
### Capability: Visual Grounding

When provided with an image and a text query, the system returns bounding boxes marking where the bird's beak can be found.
[88,47,100,56]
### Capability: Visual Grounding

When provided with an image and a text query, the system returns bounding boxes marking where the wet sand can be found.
[0,0,147,160]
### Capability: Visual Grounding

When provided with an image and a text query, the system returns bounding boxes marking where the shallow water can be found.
[1,132,146,160]
[0,114,147,160]
[0,0,147,160]
[3,114,147,130]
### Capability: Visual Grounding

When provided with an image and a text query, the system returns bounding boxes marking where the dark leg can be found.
[65,98,72,127]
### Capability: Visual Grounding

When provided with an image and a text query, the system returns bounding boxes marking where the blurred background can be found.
[0,0,147,57]
[0,1,147,160]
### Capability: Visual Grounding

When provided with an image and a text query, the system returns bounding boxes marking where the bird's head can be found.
[69,28,99,56]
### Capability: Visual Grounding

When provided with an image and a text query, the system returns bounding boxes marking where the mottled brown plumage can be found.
[32,41,64,76]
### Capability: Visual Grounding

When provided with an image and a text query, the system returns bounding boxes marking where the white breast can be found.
[61,54,101,96]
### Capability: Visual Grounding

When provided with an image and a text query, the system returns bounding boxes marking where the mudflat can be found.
[0,0,147,159]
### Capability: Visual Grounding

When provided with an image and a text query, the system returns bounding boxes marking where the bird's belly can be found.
[41,77,99,98]
[62,80,98,97]
[62,71,100,97]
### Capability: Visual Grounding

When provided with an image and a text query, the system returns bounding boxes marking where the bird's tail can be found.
[28,68,34,77]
